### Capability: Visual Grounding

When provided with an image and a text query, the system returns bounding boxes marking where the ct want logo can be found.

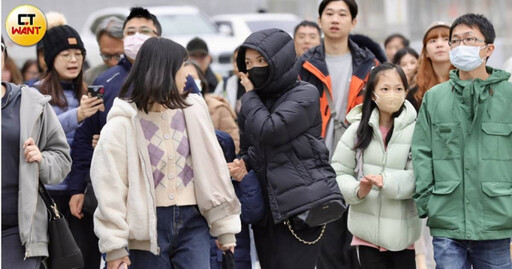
[5,5,47,46]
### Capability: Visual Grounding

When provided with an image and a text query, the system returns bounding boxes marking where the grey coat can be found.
[16,84,71,258]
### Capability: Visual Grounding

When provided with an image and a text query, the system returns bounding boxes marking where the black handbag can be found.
[284,199,346,245]
[82,181,98,216]
[38,181,84,269]
[222,250,235,269]
[292,199,347,229]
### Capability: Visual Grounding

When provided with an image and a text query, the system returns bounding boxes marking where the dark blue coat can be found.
[67,56,132,195]
[236,29,344,225]
[211,131,264,269]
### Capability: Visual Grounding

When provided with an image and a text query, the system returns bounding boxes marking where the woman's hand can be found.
[69,194,85,219]
[92,134,100,149]
[77,95,104,122]
[239,72,254,92]
[357,177,372,199]
[227,159,248,182]
[215,239,235,254]
[23,138,42,163]
[365,174,384,188]
[107,256,131,269]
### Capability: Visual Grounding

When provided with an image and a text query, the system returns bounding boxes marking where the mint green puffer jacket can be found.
[332,100,421,251]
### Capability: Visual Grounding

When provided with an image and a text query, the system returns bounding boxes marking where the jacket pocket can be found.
[426,180,461,230]
[432,122,461,160]
[289,152,314,185]
[481,123,512,160]
[481,181,512,230]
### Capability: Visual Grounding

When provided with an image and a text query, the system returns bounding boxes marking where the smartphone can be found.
[87,85,105,100]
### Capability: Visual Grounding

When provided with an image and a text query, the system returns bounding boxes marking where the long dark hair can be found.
[119,37,189,113]
[39,53,86,108]
[354,63,408,150]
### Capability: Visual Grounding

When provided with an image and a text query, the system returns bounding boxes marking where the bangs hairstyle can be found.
[119,37,189,113]
[39,50,86,108]
[392,47,419,65]
[123,7,162,36]
[318,0,358,19]
[355,63,408,150]
[449,13,495,44]
[414,26,453,104]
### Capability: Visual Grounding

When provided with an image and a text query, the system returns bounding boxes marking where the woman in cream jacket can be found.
[331,63,420,269]
[90,37,240,269]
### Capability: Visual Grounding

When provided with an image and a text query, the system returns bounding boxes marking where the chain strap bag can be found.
[38,181,84,269]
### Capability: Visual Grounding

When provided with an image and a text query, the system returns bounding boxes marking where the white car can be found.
[212,13,303,46]
[81,5,238,76]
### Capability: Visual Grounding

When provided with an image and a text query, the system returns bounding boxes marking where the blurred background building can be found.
[3,0,512,69]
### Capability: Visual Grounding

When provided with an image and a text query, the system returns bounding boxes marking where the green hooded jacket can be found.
[412,67,512,240]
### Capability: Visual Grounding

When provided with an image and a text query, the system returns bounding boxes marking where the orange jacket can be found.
[297,40,379,137]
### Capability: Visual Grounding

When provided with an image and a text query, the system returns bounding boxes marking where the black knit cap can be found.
[186,37,209,56]
[43,25,86,70]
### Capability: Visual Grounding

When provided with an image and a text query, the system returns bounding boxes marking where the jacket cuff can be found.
[353,187,367,203]
[416,197,429,218]
[106,248,129,262]
[241,155,251,171]
[217,233,236,247]
[68,179,88,195]
[68,189,85,196]
[238,171,257,189]
[380,172,395,198]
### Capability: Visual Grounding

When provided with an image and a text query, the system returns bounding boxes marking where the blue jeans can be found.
[433,237,512,269]
[129,206,210,269]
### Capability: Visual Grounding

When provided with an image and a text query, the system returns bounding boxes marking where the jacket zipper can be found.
[24,108,44,260]
[377,148,386,246]
[373,124,390,246]
[24,172,39,260]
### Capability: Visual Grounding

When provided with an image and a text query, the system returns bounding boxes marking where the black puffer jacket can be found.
[237,29,343,224]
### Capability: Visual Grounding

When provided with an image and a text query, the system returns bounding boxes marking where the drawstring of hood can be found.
[449,67,510,133]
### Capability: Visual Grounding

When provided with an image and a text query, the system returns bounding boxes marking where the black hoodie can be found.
[237,29,344,224]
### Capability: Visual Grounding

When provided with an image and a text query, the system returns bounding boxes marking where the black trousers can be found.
[253,221,323,269]
[316,209,361,269]
[49,190,100,269]
[1,227,42,269]
[358,245,416,269]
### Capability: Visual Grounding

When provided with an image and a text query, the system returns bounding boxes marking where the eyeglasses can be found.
[449,37,486,47]
[124,27,157,36]
[100,53,122,61]
[57,51,84,61]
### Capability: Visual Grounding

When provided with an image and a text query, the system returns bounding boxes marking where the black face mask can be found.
[248,66,269,89]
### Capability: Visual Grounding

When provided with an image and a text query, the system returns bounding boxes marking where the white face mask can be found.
[123,33,152,61]
[194,79,202,92]
[449,45,487,72]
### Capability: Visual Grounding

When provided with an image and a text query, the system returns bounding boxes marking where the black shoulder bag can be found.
[82,178,98,216]
[38,181,84,269]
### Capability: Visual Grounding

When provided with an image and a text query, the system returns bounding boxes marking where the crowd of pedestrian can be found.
[2,0,512,269]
